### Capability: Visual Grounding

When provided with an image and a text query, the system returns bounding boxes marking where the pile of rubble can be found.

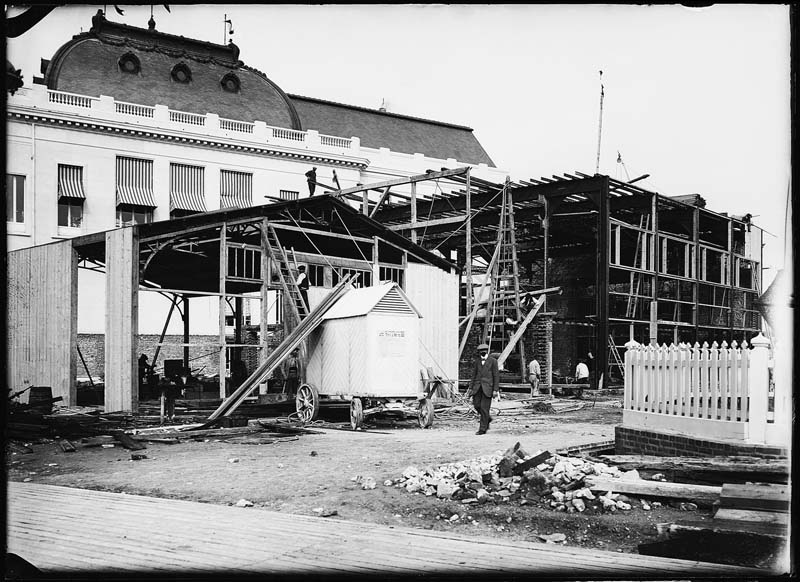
[392,443,661,514]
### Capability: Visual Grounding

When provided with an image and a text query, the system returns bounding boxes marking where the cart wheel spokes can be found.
[295,383,320,423]
[418,397,434,428]
[350,397,363,430]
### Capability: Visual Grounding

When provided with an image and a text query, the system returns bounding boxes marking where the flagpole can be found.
[595,70,604,175]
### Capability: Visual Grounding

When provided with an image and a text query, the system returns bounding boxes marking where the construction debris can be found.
[391,442,736,515]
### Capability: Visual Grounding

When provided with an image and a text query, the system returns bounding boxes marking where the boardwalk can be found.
[8,481,765,579]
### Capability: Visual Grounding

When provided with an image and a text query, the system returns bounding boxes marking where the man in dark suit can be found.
[469,343,499,435]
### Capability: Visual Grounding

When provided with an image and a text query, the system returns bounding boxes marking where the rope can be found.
[284,212,337,272]
[332,208,373,266]
[430,187,504,252]
[417,178,442,245]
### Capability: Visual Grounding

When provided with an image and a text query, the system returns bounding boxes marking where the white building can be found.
[6,13,505,257]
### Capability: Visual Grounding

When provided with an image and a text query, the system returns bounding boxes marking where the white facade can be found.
[6,84,509,253]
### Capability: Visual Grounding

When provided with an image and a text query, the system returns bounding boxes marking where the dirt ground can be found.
[6,396,716,555]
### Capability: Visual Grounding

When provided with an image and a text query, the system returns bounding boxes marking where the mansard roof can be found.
[290,94,496,167]
[40,12,496,166]
[42,14,301,130]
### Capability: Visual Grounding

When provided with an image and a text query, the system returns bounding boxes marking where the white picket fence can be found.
[623,334,787,445]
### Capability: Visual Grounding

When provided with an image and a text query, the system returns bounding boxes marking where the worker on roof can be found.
[305,167,317,196]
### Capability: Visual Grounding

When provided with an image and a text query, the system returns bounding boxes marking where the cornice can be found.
[7,109,368,170]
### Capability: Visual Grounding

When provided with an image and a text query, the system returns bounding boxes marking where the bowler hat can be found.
[477,343,490,351]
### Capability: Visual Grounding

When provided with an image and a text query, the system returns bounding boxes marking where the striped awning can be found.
[170,163,206,212]
[116,156,156,208]
[57,165,86,200]
[220,169,253,209]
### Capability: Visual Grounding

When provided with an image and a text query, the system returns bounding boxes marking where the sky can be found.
[7,3,791,286]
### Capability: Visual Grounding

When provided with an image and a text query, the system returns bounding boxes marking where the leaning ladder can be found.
[265,224,308,327]
[608,335,625,380]
[482,178,526,378]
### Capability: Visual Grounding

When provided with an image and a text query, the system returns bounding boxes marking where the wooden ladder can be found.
[482,178,526,377]
[264,224,308,326]
[608,335,625,380]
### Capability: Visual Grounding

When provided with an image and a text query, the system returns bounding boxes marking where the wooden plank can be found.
[584,476,721,504]
[720,483,789,512]
[7,482,766,577]
[597,455,789,483]
[713,508,790,526]
[512,450,552,476]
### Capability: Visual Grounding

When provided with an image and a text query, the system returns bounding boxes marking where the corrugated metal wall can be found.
[405,264,459,382]
[7,241,78,404]
[104,228,139,412]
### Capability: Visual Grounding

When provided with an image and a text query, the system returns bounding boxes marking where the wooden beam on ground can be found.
[584,476,721,505]
[719,483,789,513]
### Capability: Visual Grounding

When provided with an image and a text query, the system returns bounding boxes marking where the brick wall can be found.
[615,426,788,459]
[77,334,221,380]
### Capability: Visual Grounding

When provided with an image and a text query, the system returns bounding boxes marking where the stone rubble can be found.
[392,447,657,515]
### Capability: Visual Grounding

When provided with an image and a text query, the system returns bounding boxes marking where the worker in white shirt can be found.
[574,359,589,400]
[528,358,541,397]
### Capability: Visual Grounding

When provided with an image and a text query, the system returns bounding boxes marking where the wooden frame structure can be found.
[7,196,457,411]
[369,171,764,388]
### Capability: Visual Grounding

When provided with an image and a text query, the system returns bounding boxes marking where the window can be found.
[279,190,299,201]
[701,248,728,285]
[611,224,653,270]
[227,247,261,280]
[6,174,25,223]
[170,163,206,218]
[118,52,141,75]
[171,62,192,84]
[333,268,372,288]
[58,199,84,228]
[57,164,85,228]
[379,266,404,287]
[307,264,325,286]
[220,170,252,208]
[116,204,153,227]
[116,156,156,225]
[660,237,694,278]
[220,72,240,93]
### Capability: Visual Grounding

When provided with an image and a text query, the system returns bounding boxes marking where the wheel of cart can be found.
[417,397,434,428]
[350,397,364,430]
[295,383,320,422]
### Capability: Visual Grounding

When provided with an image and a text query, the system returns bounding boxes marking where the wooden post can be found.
[260,218,270,366]
[219,223,227,399]
[104,228,139,413]
[649,301,658,346]
[410,181,417,244]
[465,168,472,317]
[692,207,700,343]
[596,176,610,393]
[542,195,549,312]
[747,333,770,444]
[362,189,369,215]
[182,294,190,370]
[372,236,380,283]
